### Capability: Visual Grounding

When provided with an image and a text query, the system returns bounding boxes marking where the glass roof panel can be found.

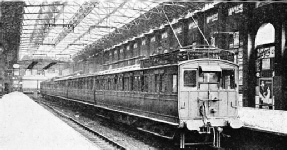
[19,0,161,61]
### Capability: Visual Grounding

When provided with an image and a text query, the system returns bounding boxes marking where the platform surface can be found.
[0,92,99,150]
[238,107,287,135]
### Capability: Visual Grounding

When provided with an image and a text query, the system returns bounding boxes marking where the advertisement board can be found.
[257,78,274,109]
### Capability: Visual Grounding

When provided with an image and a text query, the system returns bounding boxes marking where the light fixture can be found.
[13,64,20,69]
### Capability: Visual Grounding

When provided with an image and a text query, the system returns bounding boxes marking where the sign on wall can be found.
[207,13,218,23]
[256,78,274,109]
[228,4,243,16]
[257,46,275,58]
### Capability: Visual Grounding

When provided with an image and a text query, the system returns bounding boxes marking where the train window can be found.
[143,75,148,92]
[79,79,82,89]
[107,78,110,90]
[114,77,117,90]
[155,74,165,93]
[155,74,160,92]
[140,75,144,92]
[86,78,89,89]
[77,79,80,89]
[100,79,102,90]
[148,75,153,92]
[78,79,80,89]
[104,79,107,90]
[138,76,141,91]
[105,79,107,90]
[172,75,178,93]
[160,74,165,93]
[78,79,80,88]
[90,78,94,90]
[84,78,87,89]
[118,77,123,91]
[94,79,98,90]
[184,70,197,87]
[111,77,114,90]
[130,76,134,91]
[221,70,235,89]
[133,76,138,91]
[137,76,140,91]
[107,78,111,90]
[97,79,100,90]
[87,78,90,89]
[199,72,220,83]
[88,78,90,89]
[82,78,85,89]
[76,79,79,88]
[123,77,129,91]
[99,79,102,90]
[102,79,105,90]
[97,79,99,90]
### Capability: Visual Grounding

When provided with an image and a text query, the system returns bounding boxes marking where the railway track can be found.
[34,98,126,150]
[30,95,181,149]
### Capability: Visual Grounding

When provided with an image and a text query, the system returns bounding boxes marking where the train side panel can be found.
[92,66,179,124]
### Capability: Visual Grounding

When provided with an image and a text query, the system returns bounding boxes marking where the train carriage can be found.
[40,46,242,148]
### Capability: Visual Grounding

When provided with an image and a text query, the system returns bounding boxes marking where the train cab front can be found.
[178,60,243,148]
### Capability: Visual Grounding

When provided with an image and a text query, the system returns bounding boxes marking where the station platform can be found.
[0,92,99,150]
[238,107,287,135]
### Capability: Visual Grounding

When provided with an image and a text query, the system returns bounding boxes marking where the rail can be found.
[33,98,126,150]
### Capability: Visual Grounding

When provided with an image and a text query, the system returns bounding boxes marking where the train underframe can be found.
[179,123,224,148]
[42,93,232,149]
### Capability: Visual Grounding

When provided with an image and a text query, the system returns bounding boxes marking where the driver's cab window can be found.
[183,70,197,88]
[198,72,219,83]
[221,69,235,89]
[198,71,220,90]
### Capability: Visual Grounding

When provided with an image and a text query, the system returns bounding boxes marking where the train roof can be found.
[178,58,238,66]
[52,46,236,81]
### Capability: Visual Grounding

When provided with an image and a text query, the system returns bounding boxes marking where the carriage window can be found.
[78,79,81,89]
[160,74,165,93]
[91,78,94,90]
[130,76,134,91]
[155,74,160,92]
[114,77,117,90]
[184,70,197,87]
[143,75,148,92]
[172,75,178,93]
[155,74,164,93]
[107,78,111,90]
[123,77,129,91]
[118,77,123,91]
[221,70,235,89]
[134,76,140,91]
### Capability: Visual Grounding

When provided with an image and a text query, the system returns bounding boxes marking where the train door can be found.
[197,65,238,118]
[197,65,222,118]
[178,67,198,121]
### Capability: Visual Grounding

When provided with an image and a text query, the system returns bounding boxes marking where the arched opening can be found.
[255,23,275,47]
[254,23,275,109]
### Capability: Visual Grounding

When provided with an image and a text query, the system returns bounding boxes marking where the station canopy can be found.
[20,0,163,62]
[19,0,210,64]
